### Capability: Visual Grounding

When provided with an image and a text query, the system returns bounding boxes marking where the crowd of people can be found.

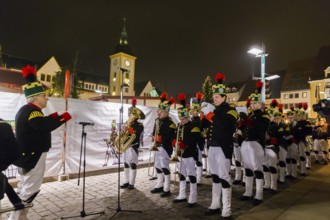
[1,67,329,220]
[126,73,329,220]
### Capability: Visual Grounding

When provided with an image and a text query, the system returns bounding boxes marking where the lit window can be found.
[40,74,45,81]
[284,94,289,99]
[46,75,51,82]
[113,78,116,82]
[302,92,307,98]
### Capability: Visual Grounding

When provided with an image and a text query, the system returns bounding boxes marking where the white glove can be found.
[201,102,215,115]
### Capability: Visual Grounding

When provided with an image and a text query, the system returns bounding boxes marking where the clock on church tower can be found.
[109,18,137,96]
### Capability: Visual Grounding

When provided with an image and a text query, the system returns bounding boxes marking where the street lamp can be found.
[248,44,267,103]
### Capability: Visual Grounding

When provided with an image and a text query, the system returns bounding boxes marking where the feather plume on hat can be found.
[215,73,225,84]
[195,92,203,104]
[160,92,168,103]
[256,81,263,93]
[177,93,186,107]
[22,65,38,83]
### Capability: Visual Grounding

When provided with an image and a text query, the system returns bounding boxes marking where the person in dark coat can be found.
[14,65,72,204]
[0,118,26,210]
[201,73,239,219]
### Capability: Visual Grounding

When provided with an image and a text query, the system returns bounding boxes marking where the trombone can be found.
[172,124,184,190]
[148,118,160,177]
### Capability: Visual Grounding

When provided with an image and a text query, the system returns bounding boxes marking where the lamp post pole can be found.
[260,43,266,103]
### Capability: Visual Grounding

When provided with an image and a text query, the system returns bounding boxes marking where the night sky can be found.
[1,0,330,96]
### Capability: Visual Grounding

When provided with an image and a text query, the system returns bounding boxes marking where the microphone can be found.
[118,67,130,73]
[78,122,95,126]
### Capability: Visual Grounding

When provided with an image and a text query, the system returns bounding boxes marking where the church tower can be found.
[109,18,137,96]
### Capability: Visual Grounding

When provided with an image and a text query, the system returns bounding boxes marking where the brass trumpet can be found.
[171,124,184,191]
[171,124,182,162]
[148,118,160,177]
[150,118,160,151]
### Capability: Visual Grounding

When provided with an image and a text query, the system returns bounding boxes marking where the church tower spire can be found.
[115,17,132,55]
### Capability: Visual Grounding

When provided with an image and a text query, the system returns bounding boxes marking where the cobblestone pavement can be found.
[1,162,326,220]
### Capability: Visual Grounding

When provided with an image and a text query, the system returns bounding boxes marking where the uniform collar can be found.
[28,103,41,111]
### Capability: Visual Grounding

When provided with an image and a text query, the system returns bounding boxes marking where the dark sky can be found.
[1,0,330,96]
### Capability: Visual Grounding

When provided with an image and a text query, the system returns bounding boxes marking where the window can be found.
[40,74,45,81]
[46,75,51,82]
[125,73,129,79]
[284,94,289,99]
[125,87,129,93]
[289,94,293,99]
[284,104,289,109]
[302,92,307,98]
[295,93,299,98]
[113,86,116,92]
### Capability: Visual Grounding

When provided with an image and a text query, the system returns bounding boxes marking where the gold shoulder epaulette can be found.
[28,111,44,121]
[170,123,176,129]
[227,110,239,119]
[191,127,201,133]
[262,114,270,120]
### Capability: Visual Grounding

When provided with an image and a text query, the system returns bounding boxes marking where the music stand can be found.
[108,68,141,219]
[61,122,104,219]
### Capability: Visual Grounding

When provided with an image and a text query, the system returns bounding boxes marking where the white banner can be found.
[0,92,180,176]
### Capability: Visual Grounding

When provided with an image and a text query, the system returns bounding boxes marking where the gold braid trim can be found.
[28,111,44,120]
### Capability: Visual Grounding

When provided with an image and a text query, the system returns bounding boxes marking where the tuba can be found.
[114,117,136,153]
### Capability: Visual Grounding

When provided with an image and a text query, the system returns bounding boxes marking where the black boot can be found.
[150,187,163,194]
[160,191,171,197]
[120,183,129,189]
[204,208,220,216]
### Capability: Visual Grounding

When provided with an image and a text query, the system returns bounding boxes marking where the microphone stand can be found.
[61,123,104,219]
[108,68,141,219]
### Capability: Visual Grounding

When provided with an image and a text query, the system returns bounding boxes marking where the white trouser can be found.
[18,152,47,201]
[123,147,138,165]
[154,147,170,171]
[314,139,328,153]
[241,141,265,173]
[263,146,278,168]
[208,146,231,184]
[177,157,197,178]
[287,143,298,160]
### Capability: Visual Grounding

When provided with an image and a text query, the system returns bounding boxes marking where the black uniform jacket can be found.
[191,116,205,151]
[202,102,238,159]
[153,116,176,157]
[246,109,270,147]
[129,120,144,153]
[175,121,201,159]
[14,103,67,170]
[0,119,20,171]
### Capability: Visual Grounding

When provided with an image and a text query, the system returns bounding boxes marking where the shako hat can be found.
[249,81,263,102]
[21,65,45,98]
[158,92,175,112]
[177,93,189,118]
[212,73,226,95]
